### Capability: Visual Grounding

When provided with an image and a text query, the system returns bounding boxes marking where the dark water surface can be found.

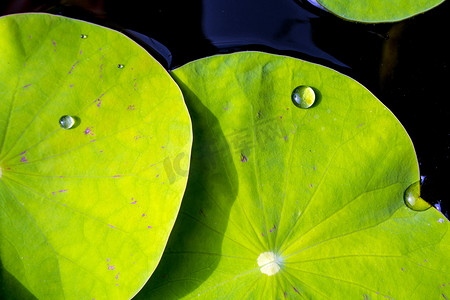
[1,0,449,217]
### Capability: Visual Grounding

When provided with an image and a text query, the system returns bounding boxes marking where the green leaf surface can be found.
[138,52,450,299]
[316,0,445,22]
[0,13,192,299]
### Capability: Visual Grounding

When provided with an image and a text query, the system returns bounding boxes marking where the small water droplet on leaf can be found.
[404,181,431,211]
[292,86,315,109]
[80,34,88,39]
[59,115,75,129]
[117,64,124,69]
[59,115,79,129]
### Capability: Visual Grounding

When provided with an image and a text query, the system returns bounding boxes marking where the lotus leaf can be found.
[315,0,445,22]
[138,52,450,299]
[0,13,192,299]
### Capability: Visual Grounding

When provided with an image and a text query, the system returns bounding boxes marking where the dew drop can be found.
[292,86,315,109]
[59,115,79,129]
[117,64,124,69]
[257,252,281,276]
[80,34,88,39]
[404,181,431,211]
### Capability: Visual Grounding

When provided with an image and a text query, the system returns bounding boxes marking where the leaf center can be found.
[257,252,281,276]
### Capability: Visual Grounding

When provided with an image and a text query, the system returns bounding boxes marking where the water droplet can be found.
[59,115,79,129]
[292,86,315,109]
[117,64,124,69]
[257,252,281,276]
[404,181,431,211]
[80,34,88,39]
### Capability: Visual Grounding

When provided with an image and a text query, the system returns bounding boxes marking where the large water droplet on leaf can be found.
[257,252,281,276]
[292,85,315,109]
[59,115,77,129]
[404,181,431,211]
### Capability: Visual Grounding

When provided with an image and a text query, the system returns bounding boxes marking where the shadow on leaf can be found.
[136,82,239,299]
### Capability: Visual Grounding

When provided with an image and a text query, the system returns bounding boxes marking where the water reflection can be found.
[201,0,348,69]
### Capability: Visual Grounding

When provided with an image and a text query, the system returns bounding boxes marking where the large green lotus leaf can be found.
[315,0,445,22]
[137,52,450,299]
[0,13,192,299]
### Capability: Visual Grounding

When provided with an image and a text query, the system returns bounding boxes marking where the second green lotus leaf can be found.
[0,13,192,299]
[137,52,450,299]
[315,0,445,22]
